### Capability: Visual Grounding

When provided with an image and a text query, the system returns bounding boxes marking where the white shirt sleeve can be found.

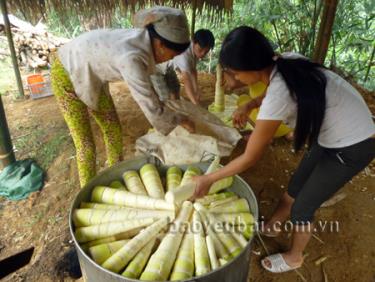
[120,56,184,134]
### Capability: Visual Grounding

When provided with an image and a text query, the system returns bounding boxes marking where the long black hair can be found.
[220,26,327,151]
[146,24,190,53]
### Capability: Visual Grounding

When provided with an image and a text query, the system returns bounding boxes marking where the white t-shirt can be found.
[171,43,197,74]
[257,53,375,148]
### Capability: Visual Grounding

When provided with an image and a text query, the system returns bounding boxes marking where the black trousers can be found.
[287,137,375,224]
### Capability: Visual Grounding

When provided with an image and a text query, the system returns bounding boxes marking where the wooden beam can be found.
[312,0,339,64]
[0,0,25,98]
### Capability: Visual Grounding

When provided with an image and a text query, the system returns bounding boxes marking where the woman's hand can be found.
[191,175,213,199]
[233,104,251,129]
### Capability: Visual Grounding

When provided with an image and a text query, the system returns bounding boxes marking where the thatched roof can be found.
[9,0,233,25]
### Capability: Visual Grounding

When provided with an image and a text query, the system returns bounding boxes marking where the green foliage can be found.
[42,0,374,89]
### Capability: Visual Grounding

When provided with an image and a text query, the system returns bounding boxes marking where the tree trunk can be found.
[312,0,339,64]
[191,0,197,37]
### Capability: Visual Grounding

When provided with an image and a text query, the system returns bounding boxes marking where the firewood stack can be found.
[12,29,68,69]
[0,15,69,69]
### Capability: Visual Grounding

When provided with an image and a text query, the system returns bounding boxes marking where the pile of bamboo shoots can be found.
[72,159,255,281]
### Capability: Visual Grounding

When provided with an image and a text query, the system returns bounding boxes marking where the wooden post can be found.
[312,0,339,64]
[191,0,197,37]
[0,96,16,169]
[0,0,25,98]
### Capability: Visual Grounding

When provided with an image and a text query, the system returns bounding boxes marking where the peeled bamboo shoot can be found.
[122,238,156,279]
[165,182,196,205]
[73,208,174,227]
[209,198,250,213]
[206,235,219,270]
[123,171,147,195]
[75,218,154,243]
[216,212,254,226]
[196,192,236,206]
[170,231,194,281]
[140,201,193,281]
[89,239,129,264]
[91,186,174,210]
[214,64,225,112]
[109,180,126,189]
[140,164,165,199]
[192,211,211,276]
[180,166,202,186]
[102,217,170,273]
[166,166,182,191]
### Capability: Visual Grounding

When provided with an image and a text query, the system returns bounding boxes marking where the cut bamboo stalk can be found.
[109,180,126,189]
[180,166,202,186]
[91,186,175,210]
[80,228,142,251]
[170,231,195,281]
[235,224,254,240]
[214,64,225,112]
[206,235,219,270]
[209,198,250,213]
[216,212,254,226]
[194,203,242,258]
[73,208,174,227]
[204,157,234,194]
[192,211,211,276]
[196,192,236,206]
[196,206,231,261]
[140,201,193,281]
[80,202,128,210]
[165,182,196,205]
[219,258,228,266]
[75,218,155,243]
[123,170,147,195]
[166,166,182,191]
[231,231,248,248]
[140,164,165,199]
[102,217,170,273]
[89,239,129,264]
[208,196,238,209]
[121,238,156,279]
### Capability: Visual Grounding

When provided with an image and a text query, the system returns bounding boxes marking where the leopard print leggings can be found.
[50,57,123,187]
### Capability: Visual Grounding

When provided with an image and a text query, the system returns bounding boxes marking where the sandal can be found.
[261,253,301,273]
[259,230,280,238]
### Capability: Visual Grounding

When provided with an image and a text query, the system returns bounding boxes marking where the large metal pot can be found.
[69,157,258,282]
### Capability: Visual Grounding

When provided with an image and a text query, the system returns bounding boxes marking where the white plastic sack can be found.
[136,100,242,165]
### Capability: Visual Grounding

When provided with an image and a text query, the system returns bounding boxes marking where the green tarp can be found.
[0,159,44,200]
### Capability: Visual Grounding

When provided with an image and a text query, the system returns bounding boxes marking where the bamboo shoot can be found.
[140,164,165,199]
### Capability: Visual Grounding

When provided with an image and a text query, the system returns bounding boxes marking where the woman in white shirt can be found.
[51,7,194,187]
[192,26,375,273]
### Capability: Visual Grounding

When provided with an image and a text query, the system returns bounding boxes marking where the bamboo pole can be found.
[0,96,16,169]
[0,0,25,98]
[312,0,339,64]
[191,0,197,37]
[364,44,374,83]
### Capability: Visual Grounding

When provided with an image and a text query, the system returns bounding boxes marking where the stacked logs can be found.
[11,29,68,69]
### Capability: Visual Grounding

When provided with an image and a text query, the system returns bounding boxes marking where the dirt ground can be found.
[0,73,374,282]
